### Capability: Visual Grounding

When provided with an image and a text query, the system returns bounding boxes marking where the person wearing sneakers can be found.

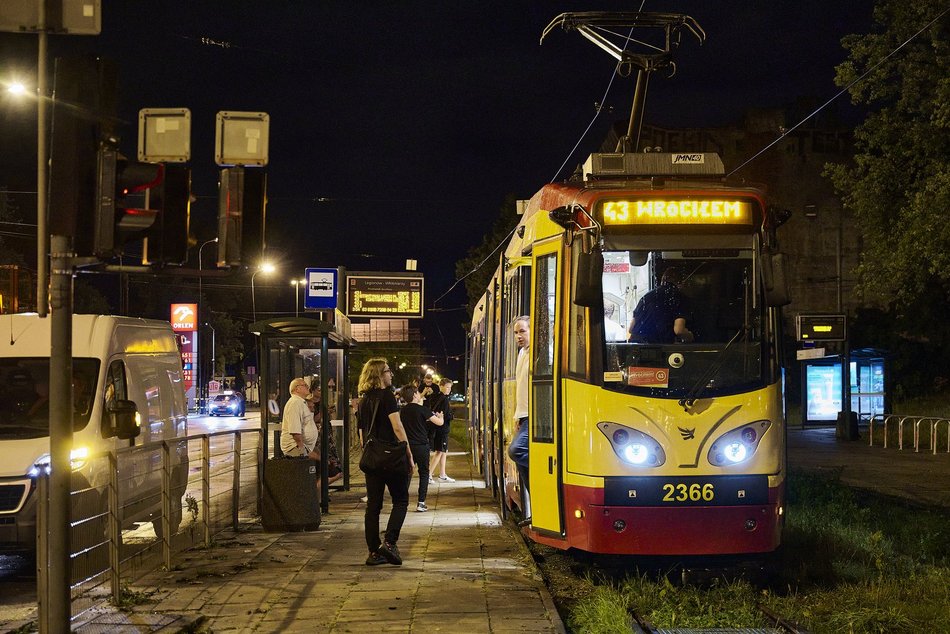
[398,385,444,512]
[427,378,455,483]
[358,358,413,567]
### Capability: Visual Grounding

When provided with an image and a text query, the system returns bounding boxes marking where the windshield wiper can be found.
[678,328,746,412]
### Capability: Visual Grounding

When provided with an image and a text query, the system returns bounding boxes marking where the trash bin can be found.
[262,458,321,531]
[835,411,859,441]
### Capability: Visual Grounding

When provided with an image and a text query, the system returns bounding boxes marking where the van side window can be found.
[105,360,128,404]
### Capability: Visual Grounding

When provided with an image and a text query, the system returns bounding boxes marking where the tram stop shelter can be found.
[800,348,889,427]
[249,316,356,517]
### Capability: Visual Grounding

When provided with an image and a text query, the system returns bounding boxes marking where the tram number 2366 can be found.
[662,482,715,502]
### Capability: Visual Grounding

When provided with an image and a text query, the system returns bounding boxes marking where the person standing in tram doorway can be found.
[507,315,531,524]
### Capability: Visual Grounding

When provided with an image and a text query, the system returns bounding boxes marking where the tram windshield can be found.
[600,245,765,398]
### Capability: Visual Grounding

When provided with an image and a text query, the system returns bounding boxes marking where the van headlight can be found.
[597,422,666,467]
[28,453,51,478]
[708,421,771,466]
[69,446,90,470]
[27,447,89,477]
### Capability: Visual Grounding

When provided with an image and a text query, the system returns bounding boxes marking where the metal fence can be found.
[36,428,262,618]
[868,414,950,454]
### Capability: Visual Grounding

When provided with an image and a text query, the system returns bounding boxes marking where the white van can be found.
[0,314,189,552]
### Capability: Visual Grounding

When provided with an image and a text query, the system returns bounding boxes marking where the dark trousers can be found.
[364,466,410,552]
[408,443,430,503]
[507,417,530,496]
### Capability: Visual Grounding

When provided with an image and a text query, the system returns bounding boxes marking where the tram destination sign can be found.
[345,274,424,319]
[599,198,753,226]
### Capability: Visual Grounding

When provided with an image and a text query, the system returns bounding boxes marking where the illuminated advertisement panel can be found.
[346,275,424,319]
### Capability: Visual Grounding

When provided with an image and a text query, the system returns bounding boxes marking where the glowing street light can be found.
[290,277,306,317]
[251,262,276,322]
[6,81,27,97]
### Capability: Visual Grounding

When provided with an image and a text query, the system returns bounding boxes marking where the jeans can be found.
[408,443,430,503]
[507,417,530,495]
[364,465,410,552]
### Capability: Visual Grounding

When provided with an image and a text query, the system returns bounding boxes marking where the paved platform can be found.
[788,425,950,508]
[68,442,566,633]
[5,424,948,633]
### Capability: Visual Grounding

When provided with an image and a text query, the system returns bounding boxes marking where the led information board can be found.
[600,199,753,226]
[796,313,847,342]
[346,274,424,319]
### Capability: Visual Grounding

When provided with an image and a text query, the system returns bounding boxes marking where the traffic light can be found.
[93,146,162,257]
[216,167,267,267]
[48,56,116,256]
[143,164,192,265]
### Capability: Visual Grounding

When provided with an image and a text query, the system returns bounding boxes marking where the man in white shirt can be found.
[507,316,531,523]
[280,377,318,459]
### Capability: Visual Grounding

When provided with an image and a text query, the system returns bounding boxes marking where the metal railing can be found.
[36,428,262,621]
[868,414,950,454]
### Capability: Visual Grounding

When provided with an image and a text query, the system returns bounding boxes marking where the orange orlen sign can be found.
[170,303,198,332]
[627,366,669,388]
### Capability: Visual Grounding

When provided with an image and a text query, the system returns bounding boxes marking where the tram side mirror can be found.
[761,251,791,307]
[104,399,141,440]
[574,248,603,307]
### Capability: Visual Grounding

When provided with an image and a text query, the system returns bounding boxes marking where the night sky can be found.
[0,1,875,369]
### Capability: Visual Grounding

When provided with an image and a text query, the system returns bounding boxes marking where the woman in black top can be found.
[358,358,413,566]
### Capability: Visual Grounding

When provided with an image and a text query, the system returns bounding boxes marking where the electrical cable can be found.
[433,4,649,310]
[728,4,950,178]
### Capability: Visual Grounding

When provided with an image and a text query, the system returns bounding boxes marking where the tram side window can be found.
[568,246,587,378]
[505,267,532,376]
[532,254,556,443]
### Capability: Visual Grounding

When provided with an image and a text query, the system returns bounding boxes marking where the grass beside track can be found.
[539,469,950,633]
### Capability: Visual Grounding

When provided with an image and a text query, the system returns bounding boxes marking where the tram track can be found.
[628,602,812,634]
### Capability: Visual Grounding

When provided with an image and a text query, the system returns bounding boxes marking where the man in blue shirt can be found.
[629,268,694,344]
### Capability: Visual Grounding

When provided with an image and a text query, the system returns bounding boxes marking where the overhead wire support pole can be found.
[37,0,49,316]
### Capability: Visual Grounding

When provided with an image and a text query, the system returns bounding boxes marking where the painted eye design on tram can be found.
[597,422,666,467]
[707,420,772,466]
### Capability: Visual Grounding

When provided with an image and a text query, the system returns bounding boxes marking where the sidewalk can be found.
[72,440,567,633]
[788,426,950,508]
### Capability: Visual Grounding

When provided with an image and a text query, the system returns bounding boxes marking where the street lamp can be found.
[251,262,276,323]
[6,81,27,96]
[196,238,218,410]
[290,278,307,317]
[204,322,216,387]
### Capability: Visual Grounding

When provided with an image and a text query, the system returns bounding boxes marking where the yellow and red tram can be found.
[467,151,790,556]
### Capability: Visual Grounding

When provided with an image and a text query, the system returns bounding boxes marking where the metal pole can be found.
[232,432,242,529]
[838,208,851,427]
[205,322,215,383]
[292,280,299,318]
[197,238,217,411]
[36,7,48,316]
[251,271,258,323]
[46,234,73,633]
[320,335,330,513]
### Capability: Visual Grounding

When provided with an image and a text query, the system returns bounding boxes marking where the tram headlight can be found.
[623,443,649,465]
[708,420,771,466]
[597,422,666,467]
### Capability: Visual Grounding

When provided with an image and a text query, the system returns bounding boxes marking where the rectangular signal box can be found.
[796,313,847,342]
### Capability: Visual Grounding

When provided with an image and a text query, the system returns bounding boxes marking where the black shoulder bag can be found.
[358,397,408,475]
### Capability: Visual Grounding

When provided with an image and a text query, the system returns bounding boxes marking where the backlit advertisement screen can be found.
[805,363,841,422]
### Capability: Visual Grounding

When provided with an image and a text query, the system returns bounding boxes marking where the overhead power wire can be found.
[728,4,950,177]
[433,5,649,310]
